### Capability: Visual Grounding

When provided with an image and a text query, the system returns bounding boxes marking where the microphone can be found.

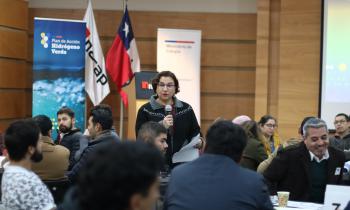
[165,105,172,116]
[165,105,173,136]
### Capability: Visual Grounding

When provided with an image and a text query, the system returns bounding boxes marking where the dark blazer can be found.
[263,142,345,202]
[164,154,273,210]
[67,130,120,182]
[329,132,350,160]
[59,129,84,170]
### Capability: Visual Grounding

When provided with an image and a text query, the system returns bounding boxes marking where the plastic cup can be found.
[277,191,290,207]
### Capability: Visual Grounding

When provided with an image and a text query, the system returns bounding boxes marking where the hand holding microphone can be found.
[163,105,173,129]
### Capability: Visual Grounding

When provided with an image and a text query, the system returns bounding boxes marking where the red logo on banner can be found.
[141,81,149,89]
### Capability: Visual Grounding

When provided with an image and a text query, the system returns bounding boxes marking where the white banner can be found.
[157,28,201,123]
[84,0,110,106]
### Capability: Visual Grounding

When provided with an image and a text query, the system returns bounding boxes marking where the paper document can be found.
[172,134,200,163]
[344,160,350,172]
[285,201,323,210]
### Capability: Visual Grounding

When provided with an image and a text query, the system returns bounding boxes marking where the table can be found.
[274,201,323,210]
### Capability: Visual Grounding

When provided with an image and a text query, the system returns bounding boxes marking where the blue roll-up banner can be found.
[32,18,86,140]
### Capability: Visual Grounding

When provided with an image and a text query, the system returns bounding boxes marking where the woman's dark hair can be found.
[241,120,261,140]
[77,141,163,210]
[258,115,277,126]
[151,71,180,94]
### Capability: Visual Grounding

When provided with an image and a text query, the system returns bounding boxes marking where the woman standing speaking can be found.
[135,71,201,168]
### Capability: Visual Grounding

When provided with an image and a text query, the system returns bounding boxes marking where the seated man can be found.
[68,104,120,182]
[164,120,273,210]
[2,119,56,210]
[32,115,70,180]
[137,121,168,155]
[59,142,163,210]
[264,118,345,203]
[57,107,85,170]
[257,116,315,173]
[136,121,169,208]
[329,113,350,160]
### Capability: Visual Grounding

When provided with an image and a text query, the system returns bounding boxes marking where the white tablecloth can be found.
[274,201,323,210]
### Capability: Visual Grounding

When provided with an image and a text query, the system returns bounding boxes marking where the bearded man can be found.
[1,119,56,210]
[57,106,87,170]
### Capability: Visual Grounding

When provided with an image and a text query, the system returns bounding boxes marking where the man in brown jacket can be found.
[32,115,69,180]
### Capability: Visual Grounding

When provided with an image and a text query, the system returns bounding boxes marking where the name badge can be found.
[335,167,341,176]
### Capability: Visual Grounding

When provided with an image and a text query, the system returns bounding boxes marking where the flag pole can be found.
[119,0,127,140]
[120,94,124,140]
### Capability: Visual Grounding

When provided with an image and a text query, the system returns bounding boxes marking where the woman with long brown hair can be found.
[240,120,269,171]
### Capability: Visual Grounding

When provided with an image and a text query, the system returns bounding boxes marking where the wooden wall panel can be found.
[254,0,270,120]
[255,0,322,140]
[0,28,27,59]
[267,0,281,116]
[277,0,321,139]
[201,42,256,67]
[25,91,32,117]
[255,0,281,120]
[0,119,17,133]
[201,69,255,94]
[0,59,30,88]
[201,94,254,121]
[0,0,28,131]
[0,0,28,30]
[201,121,215,137]
[101,93,127,118]
[129,12,257,40]
[0,91,27,119]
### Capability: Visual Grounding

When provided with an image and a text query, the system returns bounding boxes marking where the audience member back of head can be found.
[163,120,273,210]
[2,119,56,210]
[59,141,163,210]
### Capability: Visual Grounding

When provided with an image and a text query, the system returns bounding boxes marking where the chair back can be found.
[44,178,71,204]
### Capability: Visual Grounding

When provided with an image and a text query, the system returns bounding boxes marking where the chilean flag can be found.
[106,6,140,107]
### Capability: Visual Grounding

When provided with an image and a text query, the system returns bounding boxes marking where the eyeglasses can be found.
[158,83,175,89]
[334,120,347,125]
[265,124,277,128]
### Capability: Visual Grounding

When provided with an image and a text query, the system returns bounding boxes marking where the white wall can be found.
[29,0,256,13]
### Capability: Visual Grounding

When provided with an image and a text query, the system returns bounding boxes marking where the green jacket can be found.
[240,137,268,171]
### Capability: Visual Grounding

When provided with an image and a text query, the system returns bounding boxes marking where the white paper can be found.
[286,201,323,210]
[172,134,200,163]
[344,160,350,172]
[271,196,323,210]
[323,185,350,210]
